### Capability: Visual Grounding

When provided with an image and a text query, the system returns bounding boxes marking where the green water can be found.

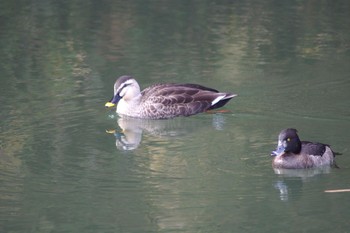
[1,1,350,232]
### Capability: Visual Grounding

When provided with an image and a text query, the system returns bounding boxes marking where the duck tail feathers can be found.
[209,93,237,110]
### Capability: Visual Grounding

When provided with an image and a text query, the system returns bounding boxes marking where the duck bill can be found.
[105,94,121,108]
[271,146,285,157]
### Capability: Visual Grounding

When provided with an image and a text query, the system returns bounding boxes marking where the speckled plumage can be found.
[105,75,237,119]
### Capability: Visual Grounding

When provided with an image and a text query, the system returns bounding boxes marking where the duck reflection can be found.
[108,114,227,150]
[273,167,332,201]
[273,166,332,178]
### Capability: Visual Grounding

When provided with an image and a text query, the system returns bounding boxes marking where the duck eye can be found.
[287,138,291,142]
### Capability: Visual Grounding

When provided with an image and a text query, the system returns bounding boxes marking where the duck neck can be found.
[117,94,142,116]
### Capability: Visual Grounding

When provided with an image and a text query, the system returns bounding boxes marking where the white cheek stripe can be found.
[116,83,129,96]
[119,87,127,97]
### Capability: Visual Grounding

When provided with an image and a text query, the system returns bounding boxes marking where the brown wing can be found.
[141,83,219,98]
[139,84,228,118]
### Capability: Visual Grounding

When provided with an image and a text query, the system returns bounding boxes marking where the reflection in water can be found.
[106,114,234,231]
[211,114,227,131]
[108,114,229,150]
[273,167,332,178]
[1,0,350,232]
[274,180,290,202]
[273,167,332,201]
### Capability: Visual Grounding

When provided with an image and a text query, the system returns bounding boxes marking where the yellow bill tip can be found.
[105,129,116,134]
[105,102,115,108]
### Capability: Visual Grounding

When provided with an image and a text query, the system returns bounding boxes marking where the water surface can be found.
[1,1,350,232]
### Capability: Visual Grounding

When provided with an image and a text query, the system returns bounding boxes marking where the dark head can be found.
[105,75,141,108]
[271,128,302,156]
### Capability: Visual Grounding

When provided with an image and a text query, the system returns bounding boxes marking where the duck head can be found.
[105,75,141,108]
[271,128,302,156]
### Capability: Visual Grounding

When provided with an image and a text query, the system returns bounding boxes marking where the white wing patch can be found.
[211,95,225,106]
